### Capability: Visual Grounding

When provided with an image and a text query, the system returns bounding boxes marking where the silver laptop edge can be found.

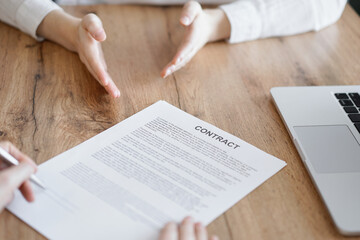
[271,85,360,236]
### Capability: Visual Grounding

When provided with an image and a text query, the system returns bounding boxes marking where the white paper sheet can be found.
[7,101,286,240]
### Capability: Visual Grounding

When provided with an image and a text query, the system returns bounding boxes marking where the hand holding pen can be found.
[0,141,40,212]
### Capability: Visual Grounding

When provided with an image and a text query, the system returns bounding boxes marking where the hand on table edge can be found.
[161,1,231,78]
[0,141,37,212]
[37,10,120,98]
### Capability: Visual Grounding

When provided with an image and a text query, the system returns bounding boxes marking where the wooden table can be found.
[0,4,359,240]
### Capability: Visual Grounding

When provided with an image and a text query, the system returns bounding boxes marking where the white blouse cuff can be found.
[16,0,62,41]
[219,0,262,44]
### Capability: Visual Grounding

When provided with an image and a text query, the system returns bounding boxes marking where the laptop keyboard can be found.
[335,92,360,133]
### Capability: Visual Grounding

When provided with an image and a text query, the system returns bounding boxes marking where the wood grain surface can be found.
[0,4,359,240]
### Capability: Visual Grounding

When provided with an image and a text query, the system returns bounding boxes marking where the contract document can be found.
[7,101,286,240]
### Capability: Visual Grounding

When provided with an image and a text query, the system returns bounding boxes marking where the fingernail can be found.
[195,222,203,228]
[117,90,121,97]
[164,68,171,78]
[167,222,177,229]
[93,29,105,40]
[175,57,182,65]
[170,65,176,72]
[180,16,190,25]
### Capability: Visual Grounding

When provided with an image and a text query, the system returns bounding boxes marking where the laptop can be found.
[271,85,360,236]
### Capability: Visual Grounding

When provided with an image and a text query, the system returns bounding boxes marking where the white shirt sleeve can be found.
[219,0,347,43]
[0,0,62,41]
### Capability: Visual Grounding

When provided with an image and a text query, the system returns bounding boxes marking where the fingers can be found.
[0,163,35,190]
[0,189,13,212]
[160,217,217,240]
[159,222,178,240]
[160,37,192,78]
[161,63,174,79]
[180,1,202,26]
[84,45,108,86]
[79,15,120,98]
[0,141,37,170]
[101,72,120,98]
[99,48,108,71]
[180,216,195,240]
[0,142,36,203]
[195,222,208,240]
[81,13,106,42]
[19,180,35,202]
[0,163,35,209]
[161,41,198,78]
[81,45,120,98]
[161,26,200,78]
[0,163,35,204]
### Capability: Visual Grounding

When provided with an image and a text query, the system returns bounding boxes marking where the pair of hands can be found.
[0,141,218,240]
[38,1,230,98]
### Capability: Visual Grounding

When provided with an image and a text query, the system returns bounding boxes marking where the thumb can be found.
[81,13,107,41]
[180,1,202,26]
[1,163,35,192]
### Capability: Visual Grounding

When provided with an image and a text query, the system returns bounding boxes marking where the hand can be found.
[0,141,37,212]
[37,11,120,98]
[159,216,219,240]
[75,14,121,98]
[161,1,230,78]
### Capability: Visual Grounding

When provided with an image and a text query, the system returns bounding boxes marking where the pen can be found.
[0,147,46,189]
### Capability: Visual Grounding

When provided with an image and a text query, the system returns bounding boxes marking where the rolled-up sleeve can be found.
[0,0,62,40]
[219,0,347,44]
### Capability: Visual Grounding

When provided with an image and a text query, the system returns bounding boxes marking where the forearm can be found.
[37,10,80,52]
